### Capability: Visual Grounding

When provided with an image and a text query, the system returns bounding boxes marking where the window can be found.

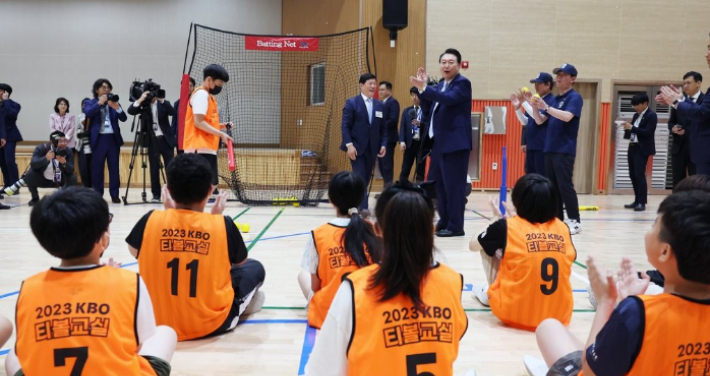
[309,63,326,106]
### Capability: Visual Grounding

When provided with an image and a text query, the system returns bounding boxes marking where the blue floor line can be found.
[297,324,317,375]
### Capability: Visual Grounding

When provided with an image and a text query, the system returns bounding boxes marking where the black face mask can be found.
[209,85,223,95]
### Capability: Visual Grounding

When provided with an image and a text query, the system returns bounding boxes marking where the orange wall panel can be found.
[596,102,612,192]
[471,100,525,190]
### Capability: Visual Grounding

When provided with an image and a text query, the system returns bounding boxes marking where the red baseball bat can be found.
[226,123,235,172]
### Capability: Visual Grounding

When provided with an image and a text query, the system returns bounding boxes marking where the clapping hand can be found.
[510,93,521,109]
[587,256,618,307]
[103,257,122,268]
[656,85,683,105]
[409,67,429,90]
[616,257,650,301]
[210,190,229,215]
[489,196,516,220]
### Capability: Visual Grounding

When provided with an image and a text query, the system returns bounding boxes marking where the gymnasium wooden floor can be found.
[0,189,662,375]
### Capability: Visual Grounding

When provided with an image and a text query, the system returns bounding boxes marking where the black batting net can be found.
[182,24,375,205]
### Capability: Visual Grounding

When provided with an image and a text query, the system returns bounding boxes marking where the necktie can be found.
[366,98,373,124]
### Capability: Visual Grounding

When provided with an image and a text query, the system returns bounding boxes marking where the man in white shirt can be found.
[622,93,657,211]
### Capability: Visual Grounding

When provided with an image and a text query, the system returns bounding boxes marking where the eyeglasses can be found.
[109,213,114,224]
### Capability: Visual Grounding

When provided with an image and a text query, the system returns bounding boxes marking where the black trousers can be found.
[399,140,426,182]
[377,141,397,188]
[696,162,710,176]
[544,153,580,222]
[196,153,219,186]
[24,169,77,200]
[525,149,546,176]
[350,146,375,210]
[77,150,93,188]
[149,136,175,198]
[627,144,649,205]
[671,143,695,186]
[207,259,266,337]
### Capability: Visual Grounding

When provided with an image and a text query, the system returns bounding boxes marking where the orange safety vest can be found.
[488,215,576,331]
[623,294,710,375]
[308,223,372,329]
[184,87,221,152]
[346,263,468,376]
[15,266,156,376]
[138,209,233,341]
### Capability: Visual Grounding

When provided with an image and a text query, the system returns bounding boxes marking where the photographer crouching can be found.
[127,80,176,202]
[11,131,76,206]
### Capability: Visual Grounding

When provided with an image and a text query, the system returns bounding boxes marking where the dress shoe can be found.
[28,198,39,207]
[436,229,465,237]
[0,202,10,210]
[624,202,637,209]
[111,196,121,204]
[633,203,646,212]
[435,222,446,232]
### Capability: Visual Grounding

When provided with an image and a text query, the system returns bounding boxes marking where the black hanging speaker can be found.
[383,0,408,29]
[383,0,408,47]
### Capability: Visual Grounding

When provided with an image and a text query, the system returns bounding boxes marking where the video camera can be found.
[129,79,165,104]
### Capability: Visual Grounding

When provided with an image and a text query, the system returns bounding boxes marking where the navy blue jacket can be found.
[340,95,387,159]
[544,89,583,156]
[625,109,657,156]
[677,88,710,164]
[0,99,23,142]
[83,98,128,150]
[418,74,472,154]
[382,96,400,144]
[399,105,422,148]
[668,92,704,155]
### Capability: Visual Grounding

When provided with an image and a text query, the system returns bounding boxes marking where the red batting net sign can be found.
[245,36,319,52]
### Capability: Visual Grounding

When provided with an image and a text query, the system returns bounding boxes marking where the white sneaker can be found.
[566,219,581,235]
[472,284,490,307]
[463,370,477,376]
[242,290,265,315]
[587,283,598,309]
[523,355,549,376]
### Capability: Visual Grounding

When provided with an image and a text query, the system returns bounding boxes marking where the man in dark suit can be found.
[341,73,387,214]
[668,72,702,185]
[399,86,426,182]
[83,78,127,203]
[0,100,7,205]
[377,81,400,188]
[410,48,472,237]
[128,90,177,202]
[622,93,657,211]
[659,41,710,174]
[0,83,23,192]
[171,76,195,154]
[23,131,76,206]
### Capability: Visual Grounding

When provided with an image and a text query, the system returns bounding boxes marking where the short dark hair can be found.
[674,175,710,193]
[439,48,462,63]
[166,153,213,205]
[511,174,559,224]
[631,93,650,106]
[683,71,703,83]
[54,97,70,114]
[92,79,113,98]
[657,190,710,284]
[50,130,66,143]
[359,73,377,85]
[203,64,230,82]
[30,187,110,260]
[379,81,392,90]
[409,86,418,95]
[189,77,196,86]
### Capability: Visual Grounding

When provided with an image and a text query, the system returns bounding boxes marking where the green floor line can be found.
[247,208,285,252]
[232,207,251,220]
[574,260,588,270]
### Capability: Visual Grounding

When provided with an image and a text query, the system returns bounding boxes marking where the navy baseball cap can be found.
[553,63,578,77]
[530,72,553,84]
[0,83,12,95]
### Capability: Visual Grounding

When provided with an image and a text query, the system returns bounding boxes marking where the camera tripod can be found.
[122,107,166,205]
